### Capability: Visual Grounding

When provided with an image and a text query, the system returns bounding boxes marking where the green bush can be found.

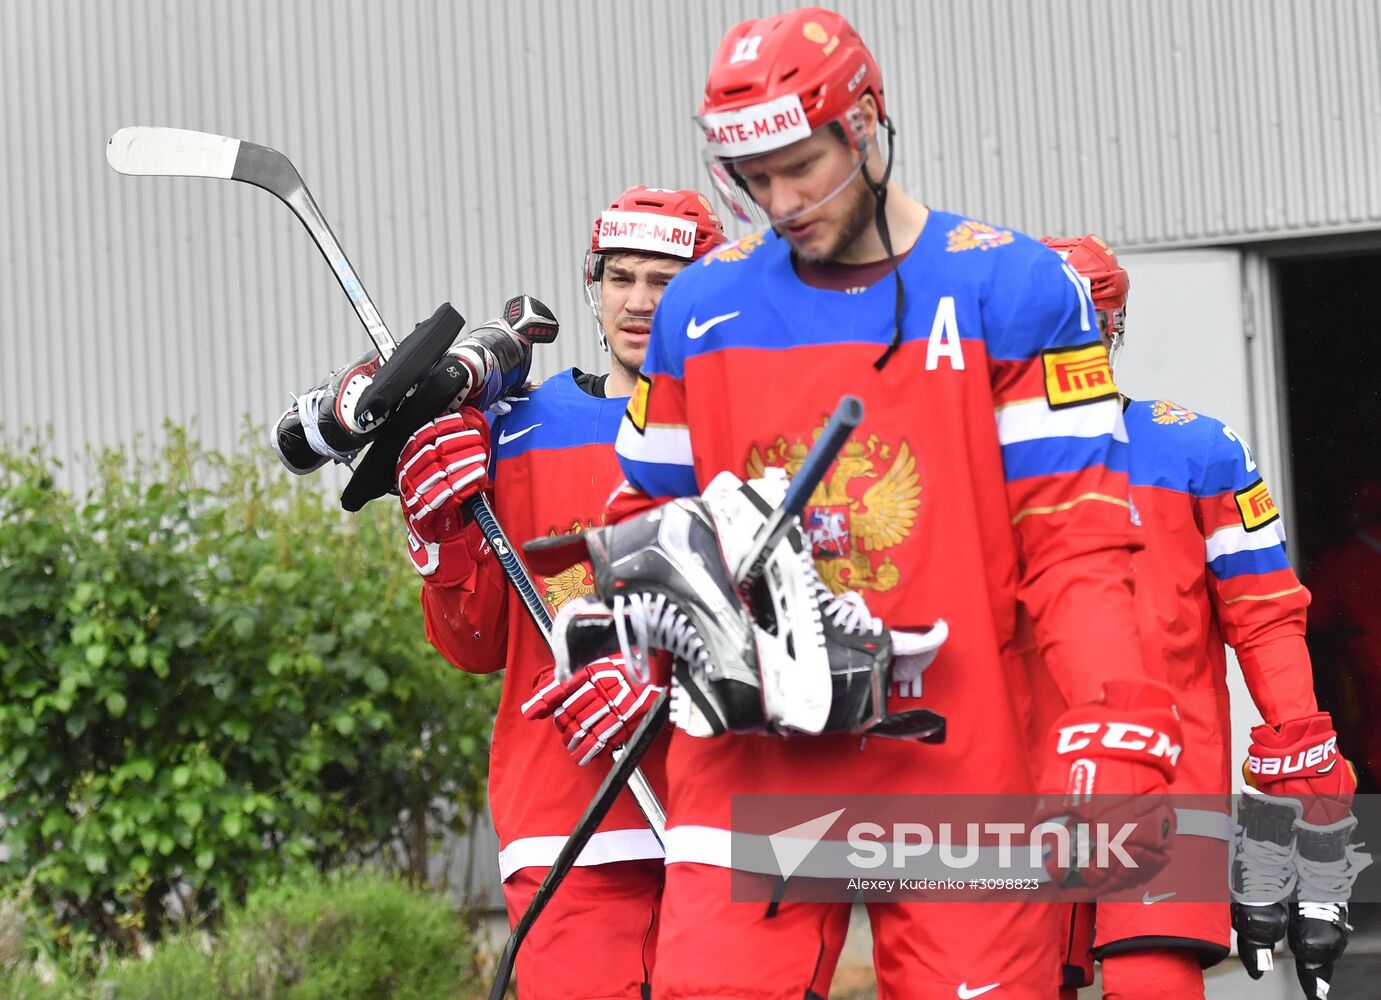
[0,868,481,999]
[0,430,499,950]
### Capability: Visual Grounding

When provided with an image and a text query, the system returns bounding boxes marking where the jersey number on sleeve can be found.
[1221,425,1258,473]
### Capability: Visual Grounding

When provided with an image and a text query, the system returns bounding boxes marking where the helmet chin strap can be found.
[866,117,905,370]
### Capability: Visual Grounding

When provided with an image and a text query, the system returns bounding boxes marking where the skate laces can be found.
[613,592,706,683]
[1233,833,1298,902]
[811,575,883,636]
[1296,901,1346,924]
[1295,843,1370,906]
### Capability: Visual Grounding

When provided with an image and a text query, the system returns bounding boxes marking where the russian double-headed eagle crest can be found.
[1151,400,1198,426]
[540,518,597,610]
[746,426,921,593]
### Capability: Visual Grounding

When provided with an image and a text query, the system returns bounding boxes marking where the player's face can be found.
[736,128,875,262]
[598,253,685,374]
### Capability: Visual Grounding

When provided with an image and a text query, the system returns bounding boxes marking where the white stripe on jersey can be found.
[1204,519,1288,562]
[497,827,665,881]
[995,397,1127,446]
[615,418,694,468]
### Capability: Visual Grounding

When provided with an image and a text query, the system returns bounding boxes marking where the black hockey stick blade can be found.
[339,353,473,512]
[355,303,464,426]
[866,708,946,743]
[487,690,671,1000]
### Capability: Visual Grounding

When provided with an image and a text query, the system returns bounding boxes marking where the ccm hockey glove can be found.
[1037,680,1182,894]
[1235,713,1364,999]
[397,408,491,586]
[522,656,666,765]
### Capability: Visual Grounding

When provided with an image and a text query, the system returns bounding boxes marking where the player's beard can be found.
[790,177,877,263]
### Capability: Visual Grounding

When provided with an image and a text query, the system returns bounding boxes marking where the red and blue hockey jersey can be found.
[420,369,667,879]
[1122,398,1314,793]
[612,214,1147,865]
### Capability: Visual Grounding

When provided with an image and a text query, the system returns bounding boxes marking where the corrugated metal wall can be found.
[3,0,1378,464]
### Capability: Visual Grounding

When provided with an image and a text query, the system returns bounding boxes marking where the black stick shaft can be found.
[463,493,667,836]
[735,394,864,586]
[487,691,670,1000]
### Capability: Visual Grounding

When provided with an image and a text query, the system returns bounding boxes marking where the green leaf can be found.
[84,643,109,668]
[195,849,214,871]
[106,691,128,717]
[332,713,356,737]
[222,813,243,838]
[41,812,69,838]
[176,800,203,826]
[172,766,192,789]
[83,851,108,875]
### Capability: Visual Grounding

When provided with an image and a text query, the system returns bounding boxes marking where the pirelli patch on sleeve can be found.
[1235,478,1280,531]
[1041,342,1119,409]
[626,373,653,434]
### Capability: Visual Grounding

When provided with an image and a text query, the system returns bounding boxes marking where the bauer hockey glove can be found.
[521,656,666,765]
[1233,713,1367,998]
[1036,680,1182,894]
[397,409,492,586]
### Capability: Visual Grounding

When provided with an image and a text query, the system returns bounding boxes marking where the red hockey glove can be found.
[1037,680,1183,894]
[397,409,491,587]
[397,408,491,543]
[1245,713,1357,825]
[521,656,666,766]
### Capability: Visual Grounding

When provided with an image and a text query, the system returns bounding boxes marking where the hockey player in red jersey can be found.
[570,9,1185,997]
[1042,234,1360,1000]
[394,187,724,999]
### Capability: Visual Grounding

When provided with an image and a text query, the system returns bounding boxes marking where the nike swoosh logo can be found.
[1317,759,1337,774]
[957,984,1000,999]
[686,311,740,340]
[1143,890,1176,905]
[498,423,541,445]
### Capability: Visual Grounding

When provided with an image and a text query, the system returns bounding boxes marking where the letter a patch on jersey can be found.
[1041,343,1118,409]
[627,374,653,434]
[1235,478,1280,531]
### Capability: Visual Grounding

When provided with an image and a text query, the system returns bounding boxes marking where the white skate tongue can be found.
[891,619,949,684]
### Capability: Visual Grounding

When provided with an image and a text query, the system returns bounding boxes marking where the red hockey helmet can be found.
[1041,234,1130,348]
[584,186,727,342]
[697,8,886,224]
[588,186,727,264]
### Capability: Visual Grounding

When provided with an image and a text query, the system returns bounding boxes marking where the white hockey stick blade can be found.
[107,127,239,179]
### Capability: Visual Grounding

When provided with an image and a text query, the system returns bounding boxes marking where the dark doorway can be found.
[1278,252,1381,566]
[1278,251,1381,790]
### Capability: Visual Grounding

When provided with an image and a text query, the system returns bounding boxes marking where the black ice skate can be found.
[531,497,765,736]
[1290,813,1362,999]
[1230,786,1301,978]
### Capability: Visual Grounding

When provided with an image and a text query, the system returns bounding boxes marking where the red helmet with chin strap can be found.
[699,7,885,159]
[584,186,726,347]
[1041,234,1130,345]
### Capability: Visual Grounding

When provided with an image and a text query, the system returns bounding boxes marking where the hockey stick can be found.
[487,689,669,1000]
[488,394,866,998]
[106,126,396,360]
[462,492,668,840]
